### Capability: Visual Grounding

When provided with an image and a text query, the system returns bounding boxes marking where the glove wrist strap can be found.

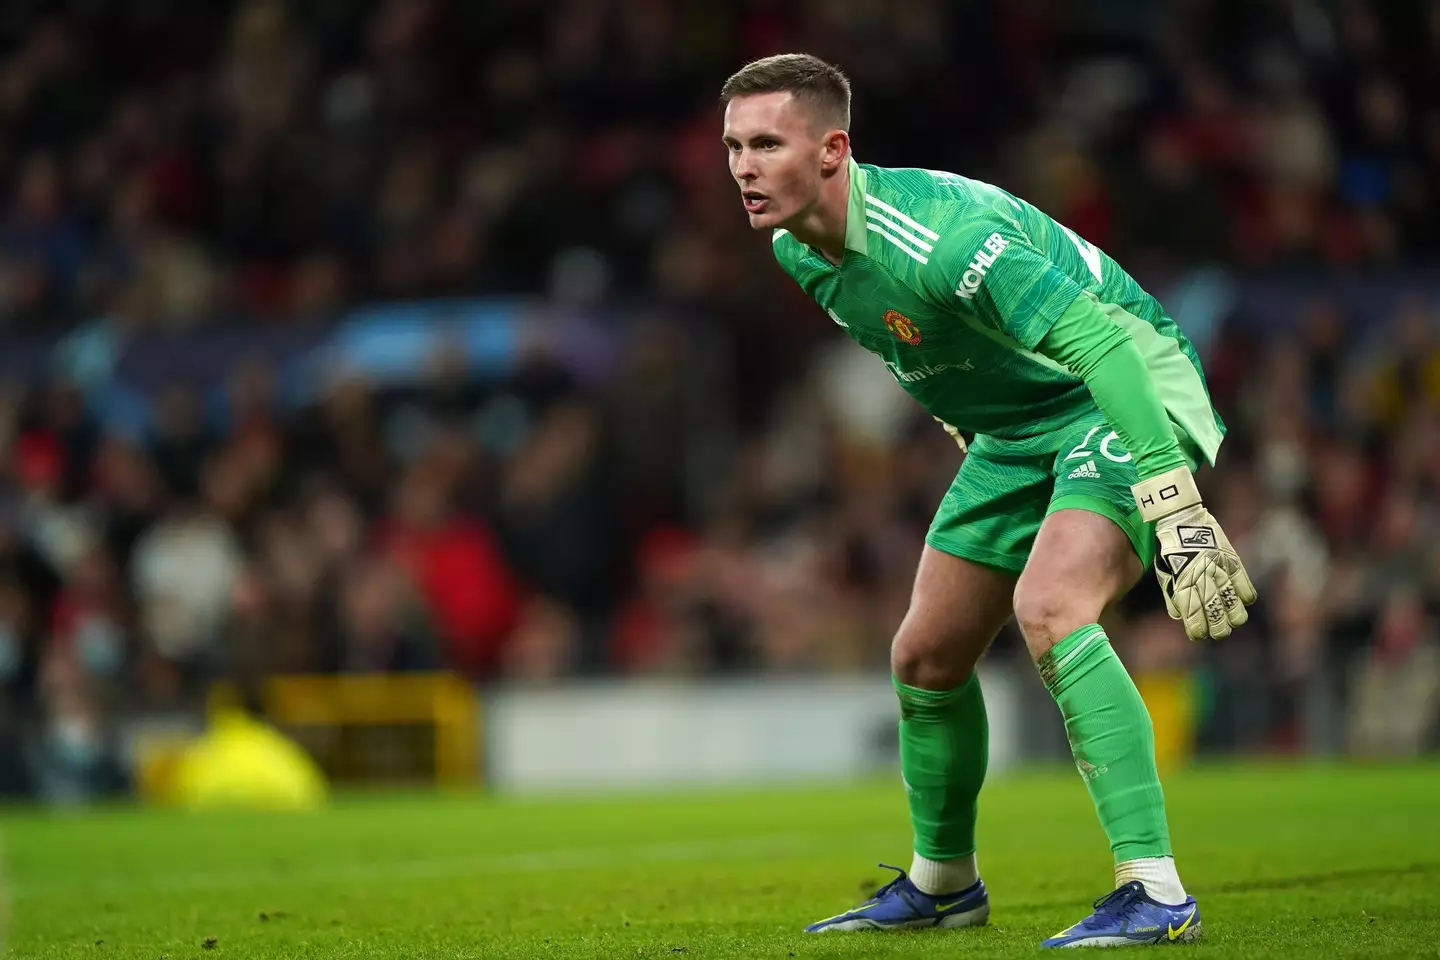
[1131,466,1201,522]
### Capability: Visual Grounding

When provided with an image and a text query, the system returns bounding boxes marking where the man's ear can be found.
[821,129,850,173]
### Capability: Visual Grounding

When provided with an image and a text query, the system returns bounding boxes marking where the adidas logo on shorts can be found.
[1067,459,1101,480]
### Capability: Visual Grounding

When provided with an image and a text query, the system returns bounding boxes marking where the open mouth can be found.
[742,191,768,213]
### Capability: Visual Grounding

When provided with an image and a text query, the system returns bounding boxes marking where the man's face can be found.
[723,92,828,230]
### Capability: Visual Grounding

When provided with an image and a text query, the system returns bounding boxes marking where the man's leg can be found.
[806,446,1048,934]
[1013,507,1186,904]
[805,544,1016,933]
[890,545,1016,896]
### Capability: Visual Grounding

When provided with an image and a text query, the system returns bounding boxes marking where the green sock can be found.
[1039,624,1172,862]
[894,673,988,860]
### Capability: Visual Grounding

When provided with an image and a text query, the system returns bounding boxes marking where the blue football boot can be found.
[1041,881,1201,948]
[804,863,989,932]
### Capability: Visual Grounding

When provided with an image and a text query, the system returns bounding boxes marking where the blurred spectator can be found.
[1345,587,1440,757]
[334,555,441,673]
[50,546,129,692]
[150,384,212,500]
[496,400,619,670]
[502,595,582,681]
[1370,298,1440,430]
[377,454,520,679]
[28,645,129,804]
[130,493,242,691]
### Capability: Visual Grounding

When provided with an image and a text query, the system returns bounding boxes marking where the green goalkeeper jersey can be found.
[771,158,1225,477]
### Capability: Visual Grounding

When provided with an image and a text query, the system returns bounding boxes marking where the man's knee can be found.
[1016,508,1143,660]
[1012,575,1104,660]
[890,621,980,691]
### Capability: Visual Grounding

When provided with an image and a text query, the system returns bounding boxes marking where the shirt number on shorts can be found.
[1065,426,1133,464]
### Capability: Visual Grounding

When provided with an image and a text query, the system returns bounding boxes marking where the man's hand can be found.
[1132,467,1258,641]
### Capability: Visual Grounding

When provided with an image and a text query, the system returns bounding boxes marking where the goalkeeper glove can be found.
[1131,466,1257,640]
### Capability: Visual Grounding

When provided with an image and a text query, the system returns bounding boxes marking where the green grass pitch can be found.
[5,763,1439,958]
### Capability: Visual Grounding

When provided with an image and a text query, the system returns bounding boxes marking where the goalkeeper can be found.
[720,55,1255,949]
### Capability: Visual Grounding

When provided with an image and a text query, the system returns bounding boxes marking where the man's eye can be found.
[760,140,778,149]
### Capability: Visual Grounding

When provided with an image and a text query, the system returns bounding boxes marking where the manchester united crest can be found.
[884,309,922,345]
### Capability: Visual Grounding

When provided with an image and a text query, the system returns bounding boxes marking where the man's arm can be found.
[1033,300,1261,639]
[936,220,1189,480]
[929,217,1256,640]
[1031,294,1189,482]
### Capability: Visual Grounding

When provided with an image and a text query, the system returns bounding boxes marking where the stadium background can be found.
[0,0,1437,804]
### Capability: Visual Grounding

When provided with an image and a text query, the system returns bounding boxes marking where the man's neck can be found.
[784,162,851,266]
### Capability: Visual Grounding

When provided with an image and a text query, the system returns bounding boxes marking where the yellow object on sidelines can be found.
[170,707,328,811]
[211,673,481,786]
[1135,670,1198,774]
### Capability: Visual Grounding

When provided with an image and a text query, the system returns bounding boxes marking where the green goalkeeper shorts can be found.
[926,407,1200,574]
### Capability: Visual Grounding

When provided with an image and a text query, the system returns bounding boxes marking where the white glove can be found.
[1132,467,1257,641]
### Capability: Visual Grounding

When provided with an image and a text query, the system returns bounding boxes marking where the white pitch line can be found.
[10,831,897,899]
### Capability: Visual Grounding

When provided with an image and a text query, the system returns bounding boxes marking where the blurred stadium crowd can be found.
[1,0,1439,799]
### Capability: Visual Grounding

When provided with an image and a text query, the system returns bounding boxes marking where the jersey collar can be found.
[843,156,869,256]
